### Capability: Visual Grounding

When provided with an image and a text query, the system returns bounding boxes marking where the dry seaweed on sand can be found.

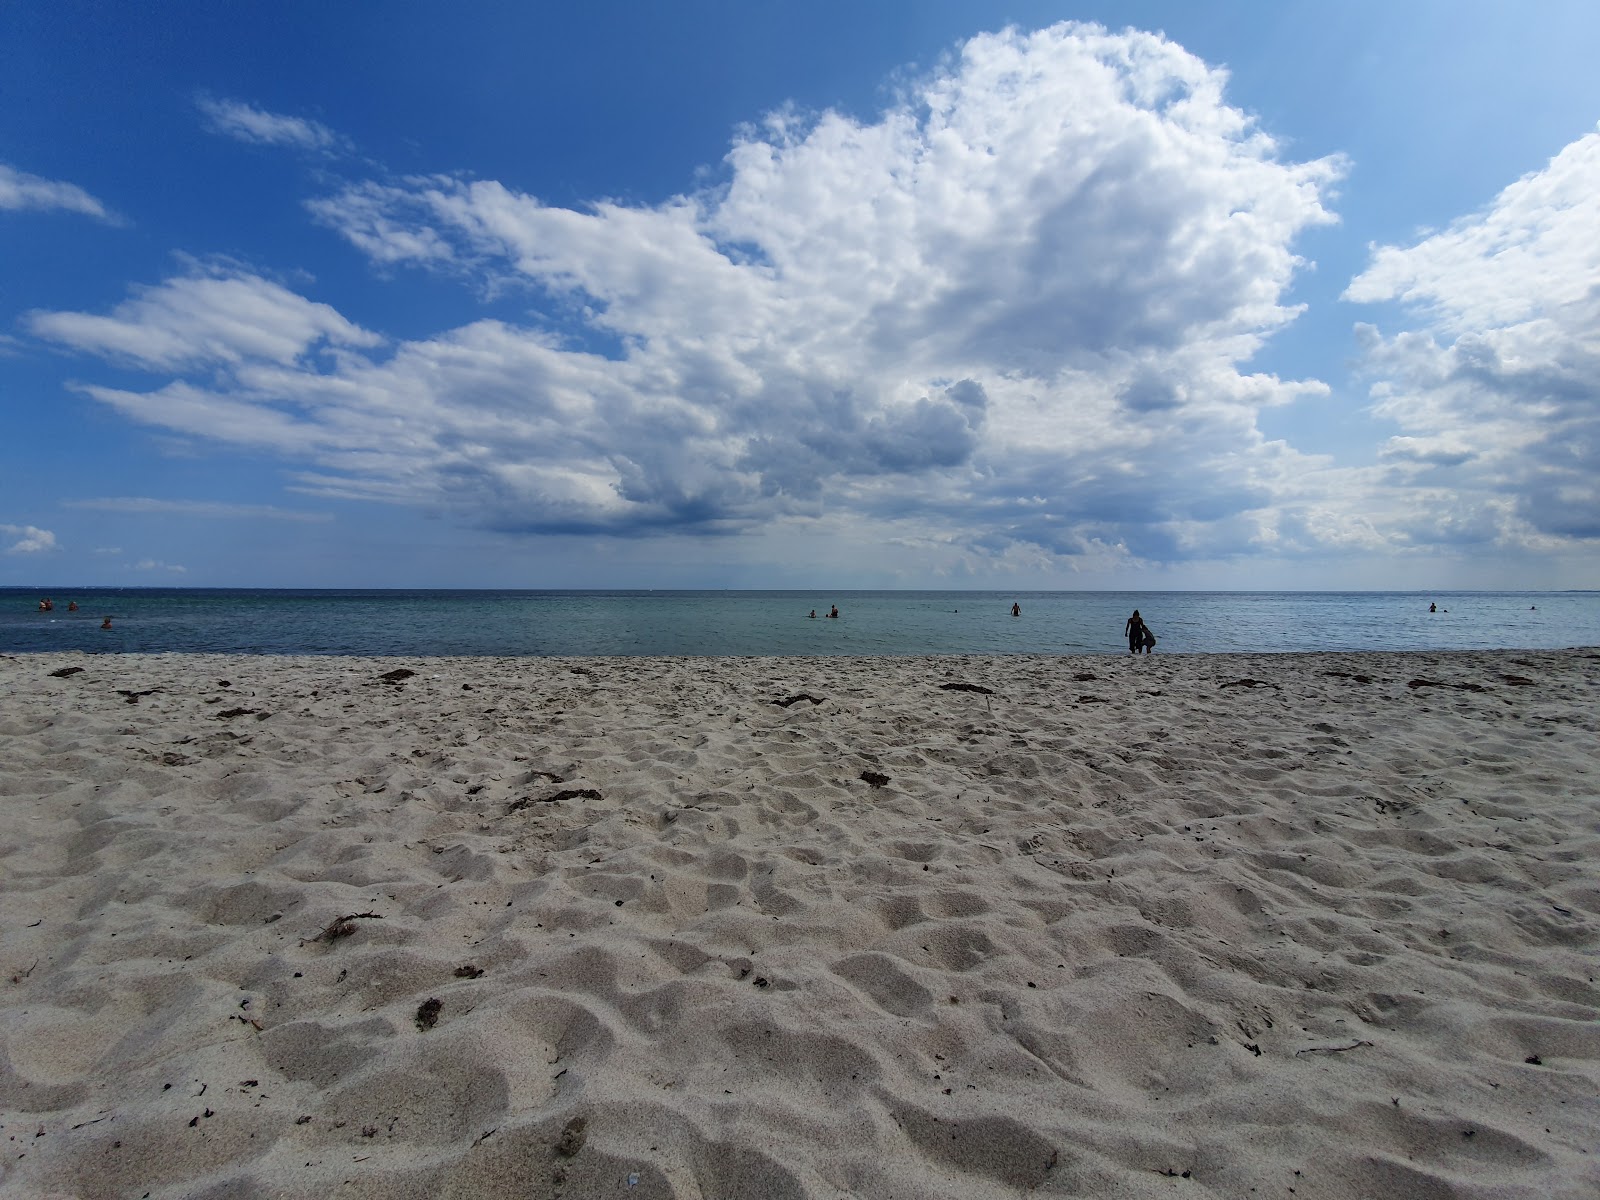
[772,693,827,707]
[304,911,384,945]
[1406,678,1489,692]
[508,788,602,813]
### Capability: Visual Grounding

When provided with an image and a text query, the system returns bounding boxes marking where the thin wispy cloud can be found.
[29,266,380,369]
[65,497,334,522]
[0,163,115,221]
[306,181,458,266]
[196,96,349,154]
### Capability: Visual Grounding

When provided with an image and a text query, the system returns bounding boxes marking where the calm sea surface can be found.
[3,588,1596,657]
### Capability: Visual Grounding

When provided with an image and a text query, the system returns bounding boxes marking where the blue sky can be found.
[4,1,1599,590]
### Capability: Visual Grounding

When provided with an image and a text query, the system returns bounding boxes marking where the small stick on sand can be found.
[303,912,384,945]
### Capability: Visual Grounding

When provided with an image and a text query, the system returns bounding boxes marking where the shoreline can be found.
[6,643,1600,660]
[7,589,1596,659]
[4,648,1598,1197]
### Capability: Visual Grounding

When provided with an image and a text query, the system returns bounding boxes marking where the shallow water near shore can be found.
[3,587,1597,656]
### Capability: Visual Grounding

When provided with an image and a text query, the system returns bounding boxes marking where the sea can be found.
[3,588,1597,658]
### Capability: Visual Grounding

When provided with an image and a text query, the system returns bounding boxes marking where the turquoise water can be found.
[4,588,1595,657]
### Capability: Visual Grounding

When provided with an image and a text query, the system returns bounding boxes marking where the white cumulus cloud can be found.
[43,23,1352,569]
[1,523,58,553]
[1346,130,1600,545]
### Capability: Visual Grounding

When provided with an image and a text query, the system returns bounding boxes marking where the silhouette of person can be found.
[1011,602,1021,617]
[1125,610,1148,655]
[101,616,113,629]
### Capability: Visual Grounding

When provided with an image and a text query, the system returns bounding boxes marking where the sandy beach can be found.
[2,648,1597,1199]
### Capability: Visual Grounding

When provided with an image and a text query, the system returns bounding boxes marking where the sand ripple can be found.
[3,648,1598,1198]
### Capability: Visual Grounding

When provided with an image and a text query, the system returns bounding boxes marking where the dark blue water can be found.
[2,588,1594,657]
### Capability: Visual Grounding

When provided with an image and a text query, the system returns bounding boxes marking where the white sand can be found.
[2,648,1597,1199]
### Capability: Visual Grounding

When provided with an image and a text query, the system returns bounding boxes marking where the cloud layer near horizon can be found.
[23,24,1600,574]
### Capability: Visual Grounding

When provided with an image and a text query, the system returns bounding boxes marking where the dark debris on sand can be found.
[508,788,602,814]
[554,1115,587,1157]
[1407,678,1489,692]
[305,912,384,945]
[415,998,443,1031]
[215,707,266,720]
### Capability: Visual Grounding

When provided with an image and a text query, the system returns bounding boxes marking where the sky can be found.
[4,1,1599,591]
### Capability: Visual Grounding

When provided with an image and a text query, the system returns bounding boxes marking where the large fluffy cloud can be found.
[34,23,1347,565]
[1346,129,1600,546]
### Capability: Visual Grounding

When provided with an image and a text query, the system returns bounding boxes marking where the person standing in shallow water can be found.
[1125,609,1149,655]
